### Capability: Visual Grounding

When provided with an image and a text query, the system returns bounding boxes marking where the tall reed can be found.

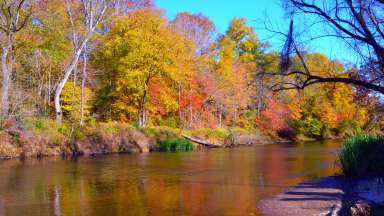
[339,135,384,177]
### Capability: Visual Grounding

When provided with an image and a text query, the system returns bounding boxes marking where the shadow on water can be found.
[0,140,342,215]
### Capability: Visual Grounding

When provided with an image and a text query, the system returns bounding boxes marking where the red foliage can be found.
[180,76,204,109]
[256,99,292,134]
[148,78,168,116]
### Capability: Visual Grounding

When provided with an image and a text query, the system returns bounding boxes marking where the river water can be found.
[0,140,341,216]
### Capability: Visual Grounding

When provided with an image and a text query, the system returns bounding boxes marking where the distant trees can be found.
[0,0,381,139]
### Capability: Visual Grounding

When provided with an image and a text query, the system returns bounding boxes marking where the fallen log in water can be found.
[181,134,223,148]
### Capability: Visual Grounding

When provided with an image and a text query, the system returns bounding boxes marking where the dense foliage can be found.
[0,0,383,142]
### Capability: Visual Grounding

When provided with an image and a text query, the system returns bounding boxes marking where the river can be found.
[0,140,341,215]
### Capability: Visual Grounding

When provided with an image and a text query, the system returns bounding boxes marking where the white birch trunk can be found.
[0,45,10,119]
[54,39,89,122]
[80,50,87,125]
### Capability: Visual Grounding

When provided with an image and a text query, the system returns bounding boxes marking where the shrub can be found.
[189,128,229,144]
[294,117,324,138]
[97,122,125,135]
[339,135,384,177]
[238,110,257,130]
[158,116,178,128]
[155,138,194,152]
[141,126,182,142]
[61,81,92,123]
[337,120,363,137]
[24,117,68,146]
[190,128,228,139]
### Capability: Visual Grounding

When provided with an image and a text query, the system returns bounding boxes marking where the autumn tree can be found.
[209,18,266,127]
[54,0,109,123]
[93,9,194,127]
[0,0,31,120]
[170,12,215,128]
[256,97,292,137]
[171,12,215,55]
[13,0,72,118]
[284,53,369,138]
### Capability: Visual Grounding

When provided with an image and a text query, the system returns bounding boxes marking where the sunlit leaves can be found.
[93,9,194,124]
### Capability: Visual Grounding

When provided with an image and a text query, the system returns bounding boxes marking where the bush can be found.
[61,81,92,123]
[190,128,229,139]
[155,138,194,152]
[294,117,324,138]
[158,116,178,128]
[339,135,384,177]
[337,120,363,137]
[97,121,126,135]
[24,117,68,146]
[189,128,229,144]
[239,110,257,130]
[141,126,182,142]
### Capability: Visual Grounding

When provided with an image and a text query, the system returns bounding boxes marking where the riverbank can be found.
[0,118,275,159]
[258,175,384,216]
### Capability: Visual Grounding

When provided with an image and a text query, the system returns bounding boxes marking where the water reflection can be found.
[0,140,341,216]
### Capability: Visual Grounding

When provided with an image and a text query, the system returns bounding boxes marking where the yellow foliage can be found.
[61,81,92,122]
[288,99,304,121]
[93,8,195,123]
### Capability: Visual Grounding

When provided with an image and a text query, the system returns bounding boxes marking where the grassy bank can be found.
[339,135,384,177]
[0,118,272,159]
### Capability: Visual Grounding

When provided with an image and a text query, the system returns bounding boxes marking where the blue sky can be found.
[156,0,357,63]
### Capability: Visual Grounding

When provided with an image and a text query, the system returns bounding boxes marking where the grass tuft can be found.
[155,138,194,152]
[339,135,384,177]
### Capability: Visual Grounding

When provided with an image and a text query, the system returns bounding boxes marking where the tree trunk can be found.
[138,108,146,127]
[55,0,107,122]
[47,65,51,116]
[137,96,148,128]
[1,44,11,119]
[181,134,222,148]
[218,106,222,128]
[54,39,88,122]
[80,50,87,126]
[143,109,147,127]
[189,86,193,128]
[178,83,182,128]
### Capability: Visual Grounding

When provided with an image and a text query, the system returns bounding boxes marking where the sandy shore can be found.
[258,176,346,216]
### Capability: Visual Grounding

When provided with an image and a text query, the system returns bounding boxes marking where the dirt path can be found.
[258,176,346,216]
